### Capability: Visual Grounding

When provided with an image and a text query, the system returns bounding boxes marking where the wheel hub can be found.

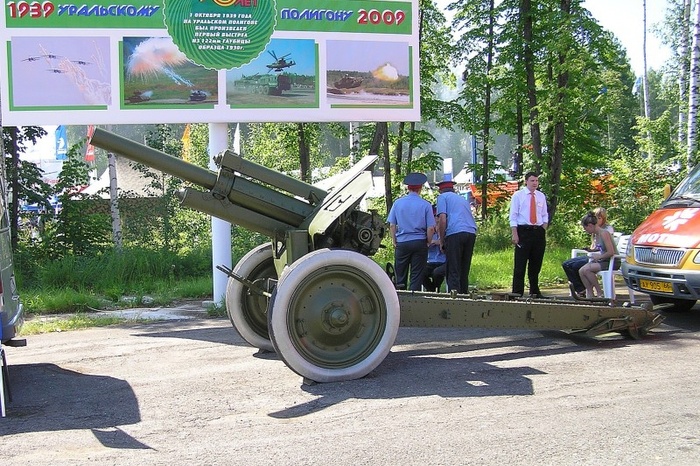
[323,301,351,333]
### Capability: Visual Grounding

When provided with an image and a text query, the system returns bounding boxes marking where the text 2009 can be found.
[357,9,405,26]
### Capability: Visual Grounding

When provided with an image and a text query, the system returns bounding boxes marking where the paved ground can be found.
[2,289,699,466]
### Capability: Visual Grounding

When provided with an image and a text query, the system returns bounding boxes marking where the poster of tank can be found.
[8,36,111,108]
[226,38,317,108]
[122,37,219,108]
[326,40,412,107]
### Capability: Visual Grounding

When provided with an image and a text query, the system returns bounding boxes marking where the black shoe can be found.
[568,283,586,299]
[529,293,548,299]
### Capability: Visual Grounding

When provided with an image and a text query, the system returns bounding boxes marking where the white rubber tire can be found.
[225,243,276,352]
[268,249,400,382]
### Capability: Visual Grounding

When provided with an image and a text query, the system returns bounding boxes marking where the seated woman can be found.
[578,211,618,298]
[562,207,613,297]
[423,205,446,292]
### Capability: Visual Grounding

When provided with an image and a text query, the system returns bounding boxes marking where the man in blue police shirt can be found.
[387,173,435,291]
[436,177,478,294]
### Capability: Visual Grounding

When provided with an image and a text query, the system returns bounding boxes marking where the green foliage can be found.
[243,122,322,175]
[20,315,132,335]
[22,288,105,314]
[606,148,680,234]
[634,110,680,160]
[418,0,460,129]
[6,156,52,209]
[466,245,573,290]
[17,246,210,292]
[471,209,512,251]
[38,146,112,258]
[231,226,268,263]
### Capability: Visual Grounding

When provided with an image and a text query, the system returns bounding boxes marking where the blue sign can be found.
[55,125,67,160]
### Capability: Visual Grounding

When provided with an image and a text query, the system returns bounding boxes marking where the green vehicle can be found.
[235,73,292,96]
[0,162,23,417]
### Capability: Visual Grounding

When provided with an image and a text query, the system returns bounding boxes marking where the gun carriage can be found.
[90,129,663,383]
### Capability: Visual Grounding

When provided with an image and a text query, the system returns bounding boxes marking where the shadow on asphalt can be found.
[0,363,149,450]
[657,308,700,332]
[269,330,608,419]
[129,319,246,347]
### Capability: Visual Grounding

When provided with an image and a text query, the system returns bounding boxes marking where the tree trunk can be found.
[297,123,310,182]
[381,123,393,213]
[687,0,700,169]
[515,101,524,180]
[642,0,652,123]
[480,0,495,219]
[395,122,404,174]
[521,0,543,169]
[514,4,525,180]
[408,122,416,168]
[679,0,691,145]
[369,122,384,155]
[104,125,123,251]
[349,122,361,164]
[547,0,572,225]
[370,123,392,211]
[108,151,123,251]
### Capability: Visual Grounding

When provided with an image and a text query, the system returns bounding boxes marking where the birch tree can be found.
[679,0,692,144]
[687,0,700,169]
[643,0,652,121]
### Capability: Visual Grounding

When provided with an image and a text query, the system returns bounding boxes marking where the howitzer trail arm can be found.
[398,292,664,338]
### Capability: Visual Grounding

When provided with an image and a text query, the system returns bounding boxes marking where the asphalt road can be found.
[2,301,700,466]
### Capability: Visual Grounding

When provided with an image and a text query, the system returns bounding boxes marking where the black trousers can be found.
[445,231,476,294]
[562,255,588,293]
[512,225,546,296]
[394,239,428,291]
[423,262,446,292]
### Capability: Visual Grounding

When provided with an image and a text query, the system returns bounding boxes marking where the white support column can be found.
[209,123,232,305]
[443,158,453,180]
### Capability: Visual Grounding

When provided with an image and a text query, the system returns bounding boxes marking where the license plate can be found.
[639,279,673,293]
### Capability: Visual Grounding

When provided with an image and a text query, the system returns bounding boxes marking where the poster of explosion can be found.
[0,0,419,126]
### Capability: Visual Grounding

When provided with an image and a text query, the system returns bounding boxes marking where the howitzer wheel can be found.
[268,249,400,382]
[226,243,277,352]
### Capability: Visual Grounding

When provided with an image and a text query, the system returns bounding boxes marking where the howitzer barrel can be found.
[91,128,218,190]
[90,128,317,231]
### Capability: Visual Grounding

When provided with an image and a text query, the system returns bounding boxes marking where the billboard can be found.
[0,0,420,126]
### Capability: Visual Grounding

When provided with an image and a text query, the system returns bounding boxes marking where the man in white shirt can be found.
[509,172,549,298]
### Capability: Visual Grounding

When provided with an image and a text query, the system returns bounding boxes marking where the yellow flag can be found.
[181,124,191,162]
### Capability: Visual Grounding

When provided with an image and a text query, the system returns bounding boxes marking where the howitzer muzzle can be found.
[91,128,217,190]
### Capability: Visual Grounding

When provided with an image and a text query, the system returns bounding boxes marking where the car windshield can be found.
[668,164,700,201]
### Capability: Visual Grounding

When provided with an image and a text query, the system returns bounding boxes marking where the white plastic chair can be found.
[570,232,622,259]
[591,234,635,303]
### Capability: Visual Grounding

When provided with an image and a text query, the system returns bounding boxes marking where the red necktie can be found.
[529,192,537,224]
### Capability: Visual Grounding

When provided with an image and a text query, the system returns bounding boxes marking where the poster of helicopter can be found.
[0,0,419,125]
[225,38,318,108]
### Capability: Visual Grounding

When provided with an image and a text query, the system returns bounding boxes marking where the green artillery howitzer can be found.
[90,129,664,384]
